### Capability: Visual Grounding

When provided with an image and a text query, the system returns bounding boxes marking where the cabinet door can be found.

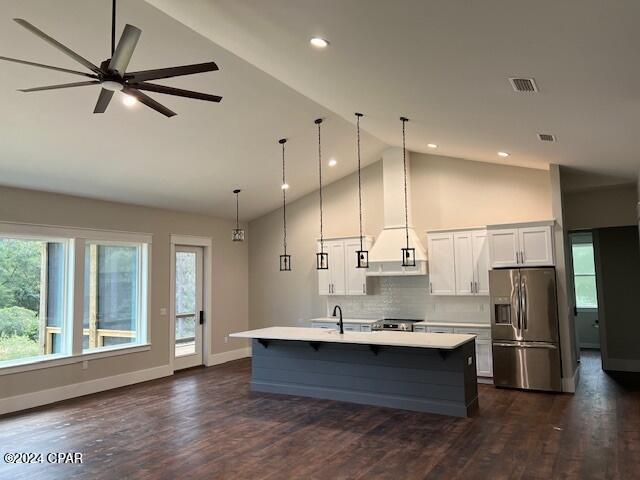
[317,241,331,295]
[311,321,338,330]
[427,233,456,295]
[344,240,367,295]
[488,229,520,268]
[426,326,454,334]
[519,226,554,266]
[413,325,427,333]
[475,340,493,377]
[329,241,346,295]
[342,323,361,332]
[454,231,474,295]
[471,230,490,295]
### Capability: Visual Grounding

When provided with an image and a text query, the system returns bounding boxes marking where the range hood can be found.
[368,148,427,274]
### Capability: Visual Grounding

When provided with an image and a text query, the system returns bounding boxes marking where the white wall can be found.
[0,185,249,401]
[248,151,553,330]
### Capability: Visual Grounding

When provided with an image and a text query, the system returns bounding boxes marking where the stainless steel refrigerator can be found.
[490,267,562,392]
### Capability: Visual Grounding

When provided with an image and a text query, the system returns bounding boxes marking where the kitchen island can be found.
[230,327,478,417]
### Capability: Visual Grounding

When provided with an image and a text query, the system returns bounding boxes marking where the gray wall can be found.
[594,226,640,371]
[248,151,554,331]
[564,184,638,231]
[0,185,249,399]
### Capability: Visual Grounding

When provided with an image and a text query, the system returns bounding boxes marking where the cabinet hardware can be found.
[470,281,473,293]
[429,282,433,294]
[362,283,365,294]
[521,251,525,263]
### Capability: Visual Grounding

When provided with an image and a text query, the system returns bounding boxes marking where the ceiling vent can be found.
[538,133,556,142]
[509,77,538,92]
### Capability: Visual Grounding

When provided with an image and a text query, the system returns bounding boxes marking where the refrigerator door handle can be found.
[521,277,527,330]
[493,342,558,349]
[514,274,521,332]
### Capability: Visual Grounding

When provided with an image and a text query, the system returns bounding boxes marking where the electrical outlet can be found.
[159,308,167,316]
[467,356,473,366]
[82,360,88,370]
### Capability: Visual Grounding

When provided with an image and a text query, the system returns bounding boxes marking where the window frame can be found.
[0,221,152,376]
[570,236,598,311]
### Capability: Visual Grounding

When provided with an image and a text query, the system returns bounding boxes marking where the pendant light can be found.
[400,116,416,266]
[355,112,368,268]
[231,189,245,242]
[279,138,291,271]
[315,118,328,270]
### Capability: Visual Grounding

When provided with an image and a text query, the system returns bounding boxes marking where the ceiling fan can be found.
[0,0,222,117]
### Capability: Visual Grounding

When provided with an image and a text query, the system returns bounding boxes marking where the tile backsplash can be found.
[325,275,490,323]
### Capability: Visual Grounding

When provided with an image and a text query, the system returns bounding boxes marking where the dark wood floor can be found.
[1,350,639,480]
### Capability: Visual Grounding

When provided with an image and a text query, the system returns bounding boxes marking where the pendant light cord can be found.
[356,113,364,252]
[316,119,324,252]
[111,0,116,56]
[281,140,287,256]
[401,117,410,250]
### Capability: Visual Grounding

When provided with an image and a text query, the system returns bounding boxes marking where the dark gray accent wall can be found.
[594,226,640,371]
[250,339,478,417]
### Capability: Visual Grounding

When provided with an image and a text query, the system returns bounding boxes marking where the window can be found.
[0,236,69,365]
[571,241,598,309]
[83,242,147,352]
[0,222,151,371]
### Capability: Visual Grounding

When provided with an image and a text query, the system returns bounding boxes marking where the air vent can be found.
[509,77,538,92]
[538,133,555,142]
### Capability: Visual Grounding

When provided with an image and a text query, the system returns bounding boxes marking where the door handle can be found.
[493,342,557,349]
[199,310,204,325]
[521,278,527,330]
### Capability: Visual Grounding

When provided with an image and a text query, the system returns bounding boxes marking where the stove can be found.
[372,318,421,332]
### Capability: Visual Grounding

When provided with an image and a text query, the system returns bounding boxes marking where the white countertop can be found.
[415,321,491,329]
[230,327,475,350]
[310,317,381,325]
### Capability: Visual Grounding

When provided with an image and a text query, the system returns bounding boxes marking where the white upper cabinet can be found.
[427,229,489,296]
[472,231,490,295]
[488,222,555,268]
[426,232,456,295]
[318,237,372,296]
[453,231,474,295]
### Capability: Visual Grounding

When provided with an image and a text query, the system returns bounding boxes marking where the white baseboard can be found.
[0,364,172,416]
[562,365,580,393]
[604,357,640,372]
[208,347,251,366]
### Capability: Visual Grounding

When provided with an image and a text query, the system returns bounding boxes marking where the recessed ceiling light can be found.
[310,37,329,48]
[328,158,337,167]
[498,151,510,157]
[281,183,290,190]
[122,94,137,107]
[427,143,438,149]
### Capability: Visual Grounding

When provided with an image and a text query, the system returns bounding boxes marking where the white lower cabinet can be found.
[310,321,371,332]
[416,325,493,378]
[453,327,493,378]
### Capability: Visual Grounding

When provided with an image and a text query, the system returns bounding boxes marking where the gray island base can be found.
[232,328,478,418]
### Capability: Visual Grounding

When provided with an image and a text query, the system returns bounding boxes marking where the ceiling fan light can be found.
[122,94,137,106]
[310,37,329,48]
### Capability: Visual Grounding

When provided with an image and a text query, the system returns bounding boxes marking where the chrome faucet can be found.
[332,305,343,334]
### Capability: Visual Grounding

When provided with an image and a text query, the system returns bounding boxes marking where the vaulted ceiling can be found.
[1,0,638,221]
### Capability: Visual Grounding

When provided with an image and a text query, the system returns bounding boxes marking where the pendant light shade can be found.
[315,118,328,270]
[399,116,416,267]
[355,112,368,269]
[232,189,245,242]
[279,138,291,271]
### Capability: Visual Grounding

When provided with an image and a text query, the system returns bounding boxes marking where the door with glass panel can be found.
[174,246,204,370]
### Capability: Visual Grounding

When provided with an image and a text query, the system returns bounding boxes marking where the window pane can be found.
[572,244,596,275]
[575,275,598,308]
[0,238,66,363]
[175,252,196,357]
[84,243,141,351]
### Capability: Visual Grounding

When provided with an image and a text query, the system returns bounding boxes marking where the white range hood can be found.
[368,148,427,275]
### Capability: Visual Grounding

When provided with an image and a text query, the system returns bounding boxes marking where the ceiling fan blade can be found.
[18,80,99,92]
[122,87,176,117]
[0,56,97,78]
[125,62,218,82]
[13,18,101,74]
[131,82,222,103]
[93,88,115,113]
[108,24,141,75]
